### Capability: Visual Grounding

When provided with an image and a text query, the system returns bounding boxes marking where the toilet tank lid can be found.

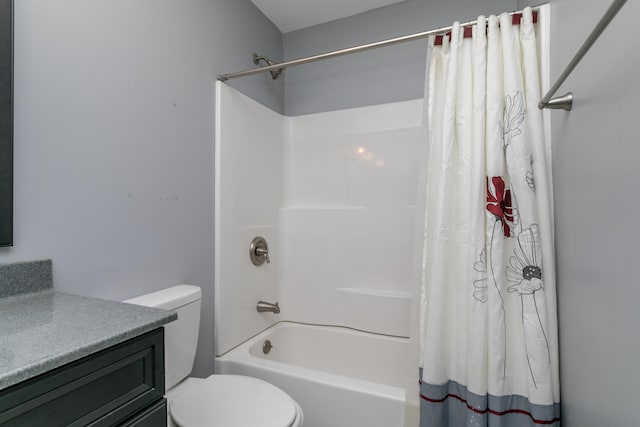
[124,285,202,310]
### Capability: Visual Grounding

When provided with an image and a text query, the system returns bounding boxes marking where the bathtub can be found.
[214,322,419,427]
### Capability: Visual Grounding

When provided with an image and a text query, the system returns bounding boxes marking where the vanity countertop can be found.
[0,289,176,391]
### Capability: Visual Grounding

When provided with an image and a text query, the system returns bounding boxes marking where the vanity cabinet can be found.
[0,328,166,426]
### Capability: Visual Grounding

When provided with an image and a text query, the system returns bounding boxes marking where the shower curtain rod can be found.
[216,6,541,82]
[217,0,626,111]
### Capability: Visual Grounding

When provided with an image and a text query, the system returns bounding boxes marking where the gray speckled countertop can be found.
[0,290,176,390]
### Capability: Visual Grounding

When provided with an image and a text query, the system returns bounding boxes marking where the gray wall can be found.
[283,0,517,116]
[0,0,282,377]
[549,1,640,425]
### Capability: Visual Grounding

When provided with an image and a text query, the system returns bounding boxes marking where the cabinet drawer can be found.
[0,328,164,426]
[118,399,166,427]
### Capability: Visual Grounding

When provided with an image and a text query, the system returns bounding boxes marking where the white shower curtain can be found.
[419,8,560,426]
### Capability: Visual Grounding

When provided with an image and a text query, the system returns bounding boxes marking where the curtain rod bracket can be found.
[539,0,626,111]
[539,92,573,111]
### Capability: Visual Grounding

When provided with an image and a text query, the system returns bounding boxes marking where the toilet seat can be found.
[170,375,302,427]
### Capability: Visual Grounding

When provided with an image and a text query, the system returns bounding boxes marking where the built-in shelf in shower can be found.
[280,206,366,211]
[240,224,275,230]
[337,287,411,299]
[281,205,417,211]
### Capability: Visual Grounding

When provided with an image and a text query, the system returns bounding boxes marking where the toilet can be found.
[125,285,303,427]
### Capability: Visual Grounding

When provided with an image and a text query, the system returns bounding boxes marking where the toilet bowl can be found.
[169,375,303,427]
[125,285,303,427]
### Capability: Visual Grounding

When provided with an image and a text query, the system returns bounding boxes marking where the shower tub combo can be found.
[215,84,423,427]
[215,322,418,427]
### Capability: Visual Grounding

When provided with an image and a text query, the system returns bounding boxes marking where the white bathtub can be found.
[214,322,419,427]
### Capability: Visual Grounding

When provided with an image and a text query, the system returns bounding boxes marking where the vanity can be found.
[0,261,176,426]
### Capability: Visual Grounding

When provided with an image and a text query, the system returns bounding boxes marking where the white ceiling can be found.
[251,0,407,33]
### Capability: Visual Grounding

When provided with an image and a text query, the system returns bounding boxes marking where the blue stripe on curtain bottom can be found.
[419,372,560,426]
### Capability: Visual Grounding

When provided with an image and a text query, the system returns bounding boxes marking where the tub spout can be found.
[257,301,280,314]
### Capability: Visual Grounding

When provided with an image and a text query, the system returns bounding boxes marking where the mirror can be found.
[0,0,13,247]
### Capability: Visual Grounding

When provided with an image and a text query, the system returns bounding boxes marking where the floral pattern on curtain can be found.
[419,8,560,426]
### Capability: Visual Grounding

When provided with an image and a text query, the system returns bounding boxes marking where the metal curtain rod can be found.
[538,0,626,110]
[218,1,626,111]
[217,6,541,82]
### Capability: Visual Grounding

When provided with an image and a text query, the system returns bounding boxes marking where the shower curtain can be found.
[419,8,560,426]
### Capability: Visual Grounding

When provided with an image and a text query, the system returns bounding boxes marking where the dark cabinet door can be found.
[0,329,165,426]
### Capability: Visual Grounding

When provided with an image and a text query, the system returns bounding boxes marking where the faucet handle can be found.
[250,236,271,266]
[255,246,270,264]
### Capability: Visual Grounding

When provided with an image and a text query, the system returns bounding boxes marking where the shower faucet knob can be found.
[250,236,270,266]
[255,246,270,264]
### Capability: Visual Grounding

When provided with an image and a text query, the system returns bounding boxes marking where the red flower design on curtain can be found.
[486,176,514,237]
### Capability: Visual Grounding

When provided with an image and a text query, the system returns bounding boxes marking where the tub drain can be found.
[262,340,273,354]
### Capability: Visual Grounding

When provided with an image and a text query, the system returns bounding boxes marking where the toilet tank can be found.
[124,285,202,390]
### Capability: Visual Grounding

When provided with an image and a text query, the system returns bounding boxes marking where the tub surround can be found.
[0,260,177,390]
[215,84,424,355]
